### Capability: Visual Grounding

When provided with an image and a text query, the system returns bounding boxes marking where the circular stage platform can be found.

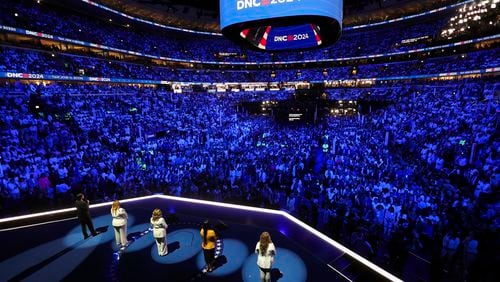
[0,195,400,281]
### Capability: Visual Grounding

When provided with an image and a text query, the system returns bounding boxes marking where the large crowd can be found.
[0,0,499,281]
[0,78,498,281]
[1,46,498,82]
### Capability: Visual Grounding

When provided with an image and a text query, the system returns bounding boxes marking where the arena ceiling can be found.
[148,0,219,12]
[125,0,455,18]
[131,0,420,13]
[61,0,462,32]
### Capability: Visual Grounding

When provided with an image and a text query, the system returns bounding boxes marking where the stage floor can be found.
[0,197,344,282]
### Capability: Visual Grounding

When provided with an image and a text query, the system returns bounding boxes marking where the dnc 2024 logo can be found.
[236,0,299,11]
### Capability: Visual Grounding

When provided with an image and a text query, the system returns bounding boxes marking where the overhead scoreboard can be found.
[220,0,343,51]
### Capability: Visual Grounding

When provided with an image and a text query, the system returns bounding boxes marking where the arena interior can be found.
[0,0,499,281]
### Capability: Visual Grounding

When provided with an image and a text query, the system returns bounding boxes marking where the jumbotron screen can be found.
[220,0,343,51]
[239,24,322,51]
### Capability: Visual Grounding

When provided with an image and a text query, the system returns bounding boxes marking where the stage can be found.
[0,195,400,281]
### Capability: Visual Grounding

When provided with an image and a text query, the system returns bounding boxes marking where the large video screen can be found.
[220,0,343,51]
[220,0,342,30]
[242,24,321,50]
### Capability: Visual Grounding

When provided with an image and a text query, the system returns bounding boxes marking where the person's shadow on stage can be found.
[167,241,181,254]
[127,231,143,241]
[8,226,110,281]
[271,268,283,281]
[211,255,228,271]
[95,226,109,234]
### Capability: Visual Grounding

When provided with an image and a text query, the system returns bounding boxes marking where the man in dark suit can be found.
[75,193,97,239]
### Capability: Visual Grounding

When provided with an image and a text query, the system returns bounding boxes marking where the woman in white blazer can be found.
[255,232,276,282]
[111,200,128,247]
[151,209,168,256]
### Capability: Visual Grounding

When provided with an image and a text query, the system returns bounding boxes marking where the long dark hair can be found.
[259,232,271,254]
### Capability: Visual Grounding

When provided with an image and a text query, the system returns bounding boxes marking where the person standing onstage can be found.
[111,200,128,247]
[150,209,168,256]
[200,220,217,273]
[75,193,97,239]
[256,232,276,282]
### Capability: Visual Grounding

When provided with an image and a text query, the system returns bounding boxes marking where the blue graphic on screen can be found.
[220,0,343,29]
[266,24,319,50]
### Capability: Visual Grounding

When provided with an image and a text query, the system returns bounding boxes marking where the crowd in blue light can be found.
[0,0,499,281]
[1,79,498,280]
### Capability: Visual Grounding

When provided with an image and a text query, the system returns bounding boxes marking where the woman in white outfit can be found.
[255,232,276,282]
[151,209,168,256]
[111,200,128,247]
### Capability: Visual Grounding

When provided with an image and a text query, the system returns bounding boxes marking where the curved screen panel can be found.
[220,0,342,51]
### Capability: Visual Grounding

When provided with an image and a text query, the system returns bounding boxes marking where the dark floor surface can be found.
[0,200,345,282]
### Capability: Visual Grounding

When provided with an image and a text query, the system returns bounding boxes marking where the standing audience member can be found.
[462,231,478,275]
[441,230,460,268]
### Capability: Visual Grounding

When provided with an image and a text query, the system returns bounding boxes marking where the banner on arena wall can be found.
[1,68,498,86]
[0,72,163,85]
